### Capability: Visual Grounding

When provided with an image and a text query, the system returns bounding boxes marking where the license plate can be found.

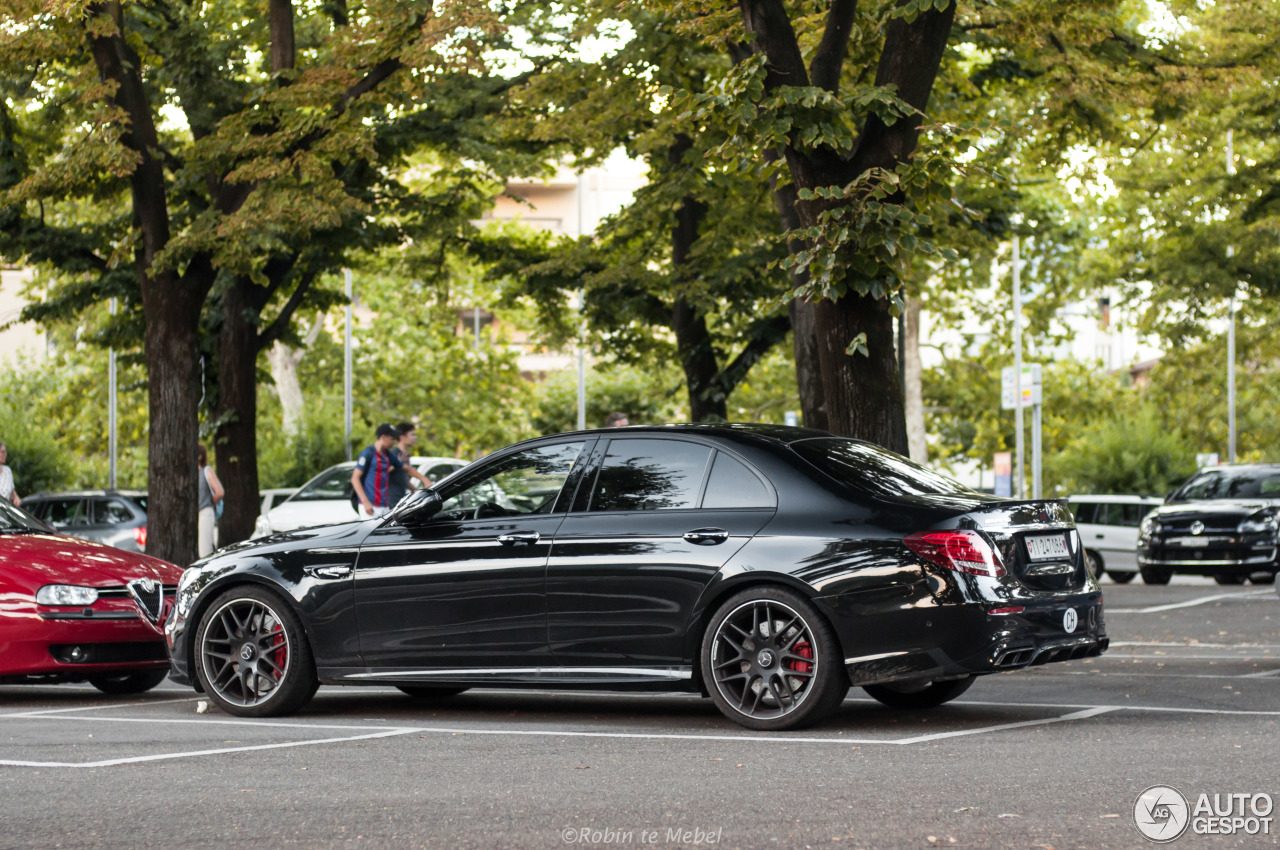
[1168,536,1205,547]
[1025,533,1069,560]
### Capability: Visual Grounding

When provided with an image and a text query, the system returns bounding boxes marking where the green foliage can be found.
[255,408,350,491]
[529,365,682,436]
[1045,404,1197,497]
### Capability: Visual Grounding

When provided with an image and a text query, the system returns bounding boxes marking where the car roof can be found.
[25,490,147,499]
[1068,494,1163,503]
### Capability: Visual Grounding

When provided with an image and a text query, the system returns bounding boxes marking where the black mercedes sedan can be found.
[164,425,1106,730]
[1137,464,1280,586]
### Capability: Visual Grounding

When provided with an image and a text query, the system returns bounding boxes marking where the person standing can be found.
[385,421,433,507]
[352,424,407,517]
[197,444,224,557]
[0,443,20,507]
[604,412,629,427]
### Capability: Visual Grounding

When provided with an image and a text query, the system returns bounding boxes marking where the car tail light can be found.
[134,526,147,550]
[903,530,1006,578]
[988,606,1024,615]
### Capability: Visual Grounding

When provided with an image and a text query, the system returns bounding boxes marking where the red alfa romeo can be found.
[0,497,182,694]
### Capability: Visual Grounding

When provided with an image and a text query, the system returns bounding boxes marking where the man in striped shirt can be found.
[351,424,404,517]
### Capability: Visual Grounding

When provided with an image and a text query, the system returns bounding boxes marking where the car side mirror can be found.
[387,488,443,525]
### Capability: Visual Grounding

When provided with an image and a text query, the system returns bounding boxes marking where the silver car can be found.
[21,490,149,552]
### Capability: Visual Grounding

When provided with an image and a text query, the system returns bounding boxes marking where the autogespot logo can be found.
[1135,785,1190,843]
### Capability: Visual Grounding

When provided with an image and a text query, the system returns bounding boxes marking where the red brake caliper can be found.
[789,641,814,674]
[271,622,286,681]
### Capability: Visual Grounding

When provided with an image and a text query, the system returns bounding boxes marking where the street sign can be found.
[1196,452,1220,468]
[784,411,798,427]
[1001,364,1042,409]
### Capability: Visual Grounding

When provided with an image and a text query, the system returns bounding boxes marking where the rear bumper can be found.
[837,594,1106,687]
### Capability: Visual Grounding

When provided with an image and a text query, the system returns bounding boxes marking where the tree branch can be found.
[717,312,792,396]
[809,0,858,94]
[256,269,317,352]
[738,0,810,90]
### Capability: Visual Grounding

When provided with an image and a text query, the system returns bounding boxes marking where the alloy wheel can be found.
[200,597,291,708]
[709,599,819,721]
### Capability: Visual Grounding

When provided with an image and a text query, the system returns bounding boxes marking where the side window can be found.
[24,501,49,521]
[1071,502,1097,524]
[438,442,584,519]
[589,439,713,512]
[65,500,92,527]
[43,499,83,527]
[701,451,775,509]
[98,499,134,525]
[424,463,458,484]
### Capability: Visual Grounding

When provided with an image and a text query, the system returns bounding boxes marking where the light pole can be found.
[1012,233,1024,500]
[1226,130,1237,463]
[108,298,117,489]
[344,268,353,461]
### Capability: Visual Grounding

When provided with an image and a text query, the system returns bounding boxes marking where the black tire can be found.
[1108,570,1137,584]
[1249,573,1277,586]
[863,675,976,710]
[88,668,169,695]
[701,585,848,731]
[1140,565,1172,585]
[1214,573,1247,585]
[1085,550,1105,581]
[396,685,469,699]
[193,585,317,717]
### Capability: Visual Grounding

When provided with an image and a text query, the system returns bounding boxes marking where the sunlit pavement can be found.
[2,578,1276,849]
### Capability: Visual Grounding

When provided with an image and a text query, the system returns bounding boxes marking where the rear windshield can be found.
[792,438,977,499]
[1172,468,1280,501]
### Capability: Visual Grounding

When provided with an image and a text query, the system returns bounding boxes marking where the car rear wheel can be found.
[1108,570,1137,584]
[863,675,975,709]
[1140,565,1172,585]
[1214,573,1247,585]
[88,668,169,695]
[1084,550,1104,581]
[1250,573,1276,585]
[701,586,848,731]
[194,585,317,717]
[396,685,469,699]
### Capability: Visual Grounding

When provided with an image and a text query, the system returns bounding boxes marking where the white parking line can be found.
[1109,641,1280,650]
[0,727,419,769]
[0,697,201,719]
[1107,589,1274,613]
[1241,668,1280,678]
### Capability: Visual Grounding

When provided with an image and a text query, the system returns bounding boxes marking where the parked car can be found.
[252,457,468,538]
[1067,494,1163,583]
[0,497,182,693]
[168,424,1105,730]
[1137,464,1280,585]
[21,490,148,553]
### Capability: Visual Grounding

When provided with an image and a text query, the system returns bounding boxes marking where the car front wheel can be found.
[1214,573,1247,585]
[88,669,169,695]
[701,586,848,731]
[194,585,317,717]
[863,675,975,709]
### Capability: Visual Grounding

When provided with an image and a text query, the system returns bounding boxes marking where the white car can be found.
[252,456,469,538]
[1067,494,1163,583]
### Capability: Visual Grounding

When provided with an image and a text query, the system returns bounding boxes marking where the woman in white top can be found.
[196,443,224,557]
[0,443,20,507]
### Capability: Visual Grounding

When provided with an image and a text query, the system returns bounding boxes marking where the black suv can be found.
[1136,465,1280,586]
[21,490,149,553]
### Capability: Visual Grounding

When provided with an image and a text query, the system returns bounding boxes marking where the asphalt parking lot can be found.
[2,578,1277,849]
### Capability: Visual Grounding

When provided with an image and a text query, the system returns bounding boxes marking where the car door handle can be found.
[304,565,352,580]
[498,530,541,546]
[683,528,729,545]
[1096,534,1105,539]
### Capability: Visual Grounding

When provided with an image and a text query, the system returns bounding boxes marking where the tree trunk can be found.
[770,173,828,431]
[903,295,927,462]
[214,278,261,546]
[267,340,307,437]
[814,293,908,453]
[142,284,205,566]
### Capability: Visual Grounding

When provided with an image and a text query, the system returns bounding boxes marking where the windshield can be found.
[1172,467,1280,501]
[792,437,979,499]
[0,499,49,532]
[291,466,355,502]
